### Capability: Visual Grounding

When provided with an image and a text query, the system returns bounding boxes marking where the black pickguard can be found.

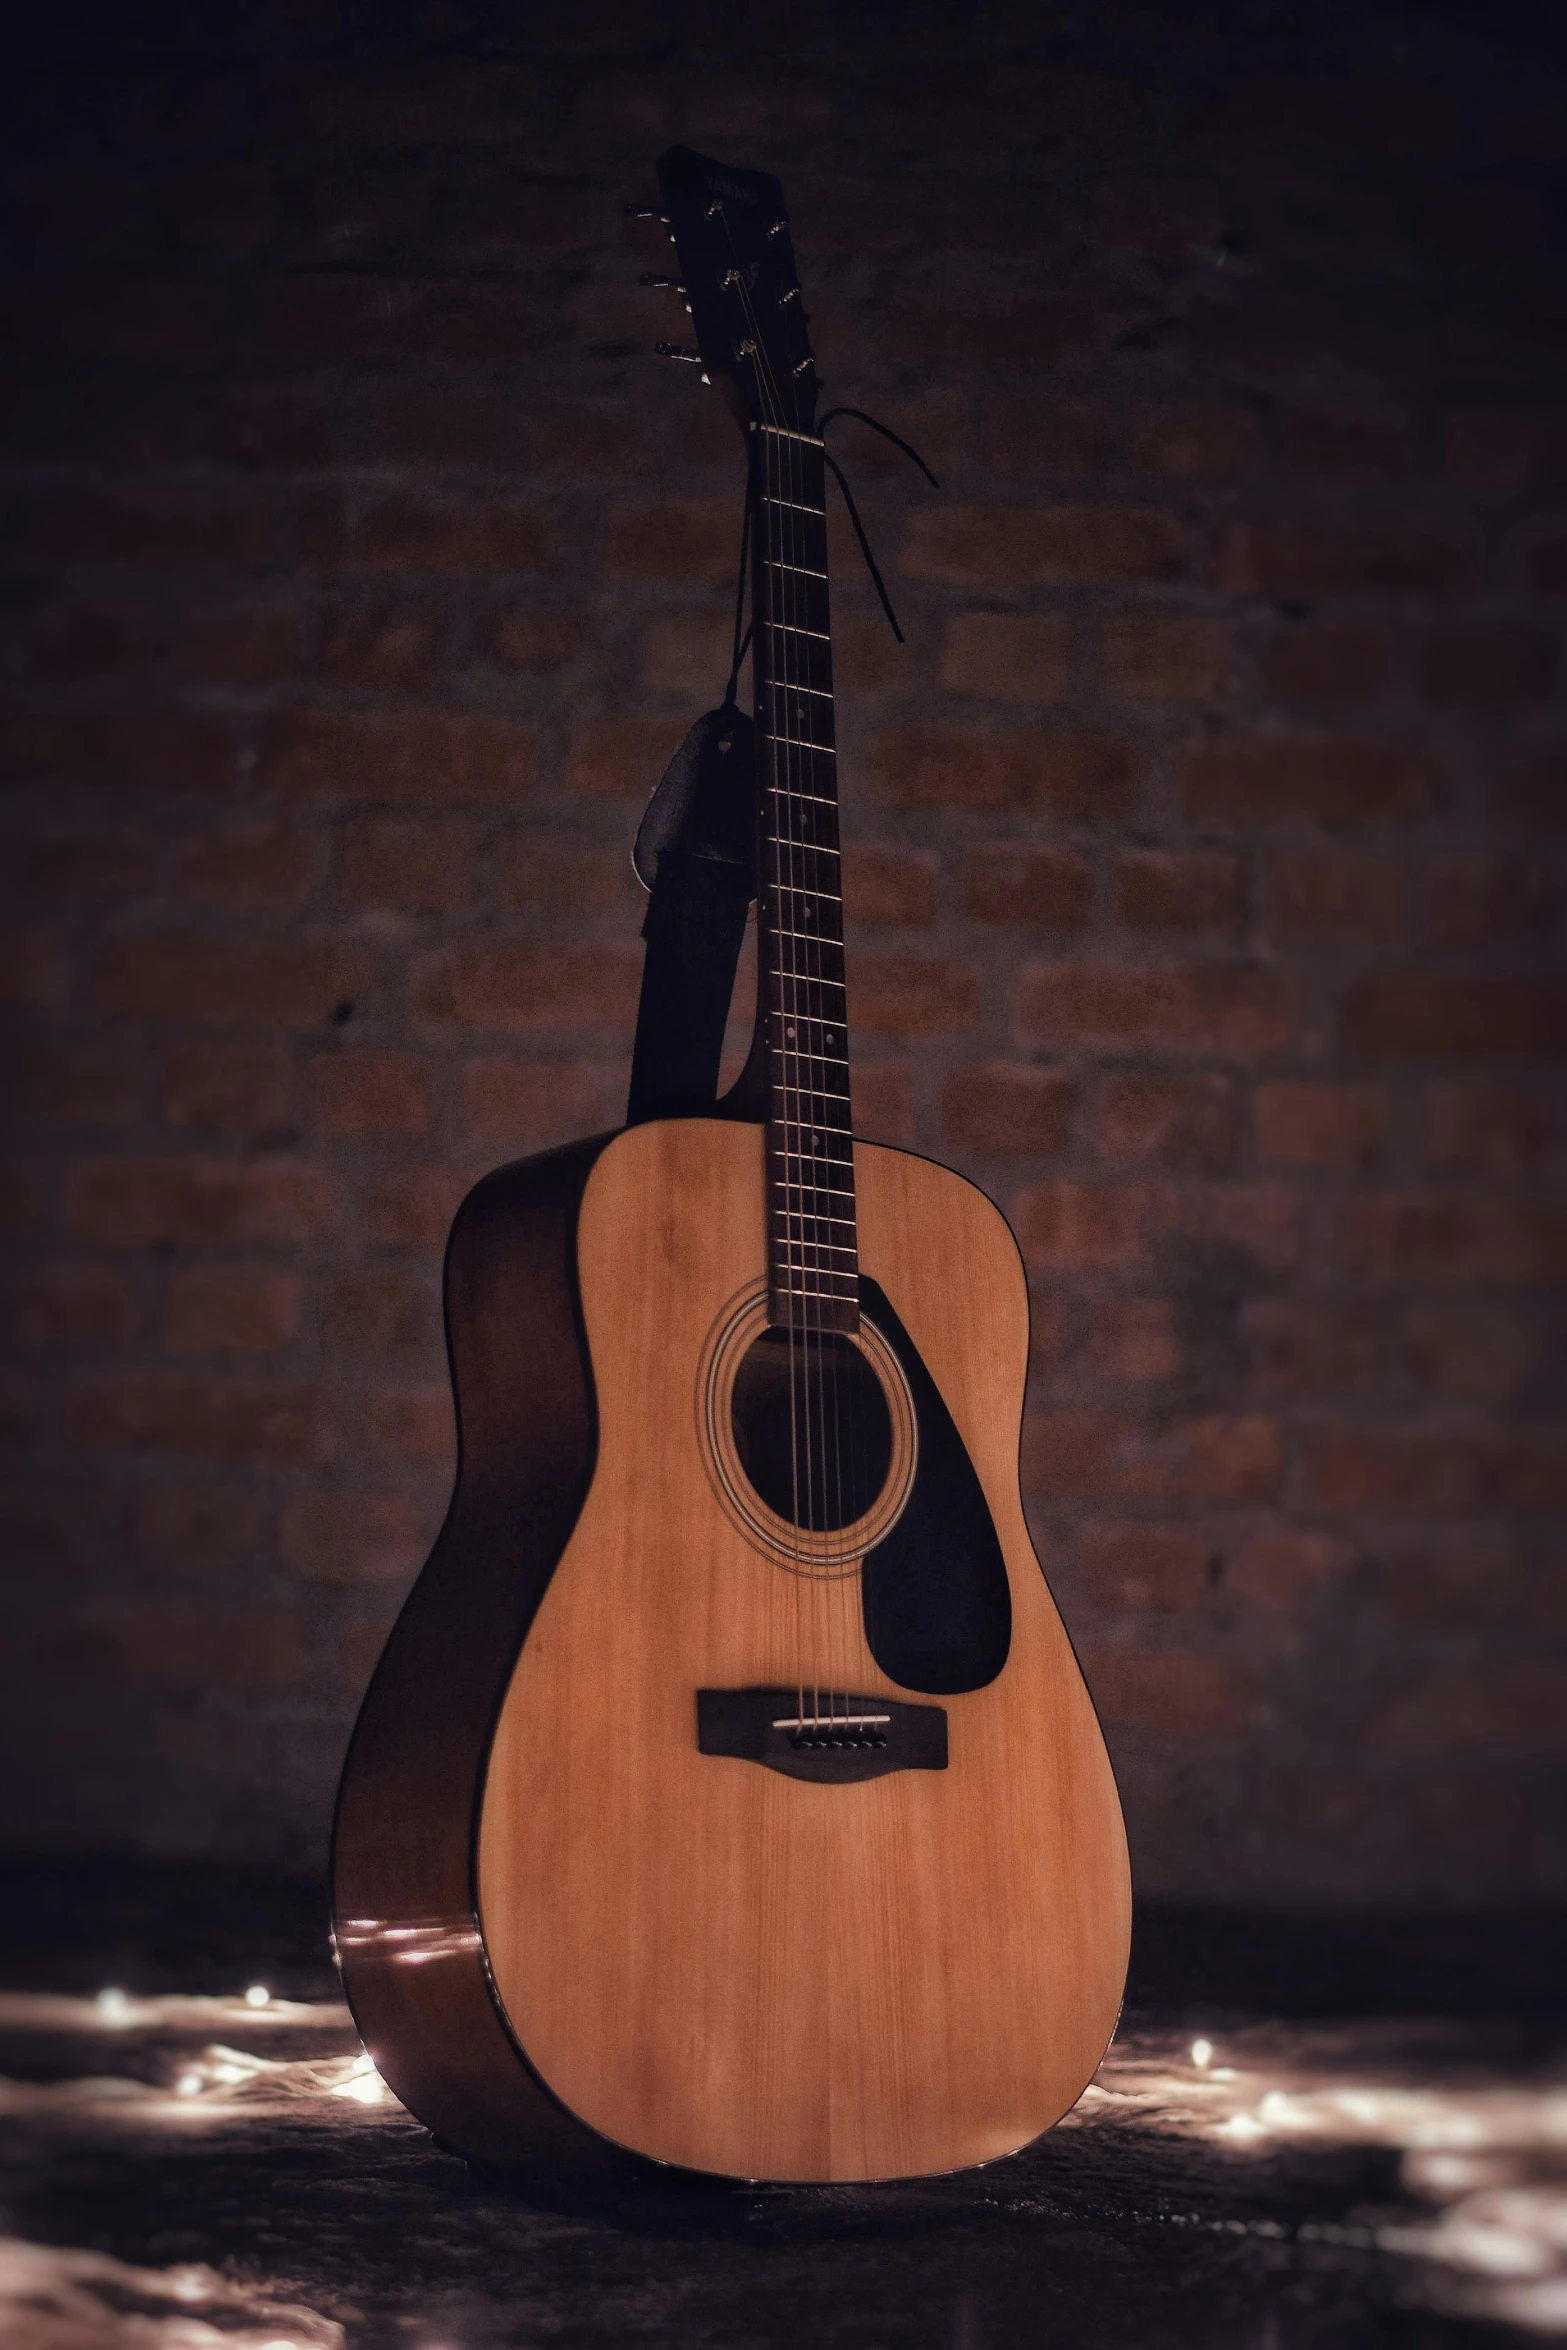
[858,1276,1012,1696]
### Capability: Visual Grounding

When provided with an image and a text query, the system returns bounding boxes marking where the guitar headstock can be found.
[649,146,818,437]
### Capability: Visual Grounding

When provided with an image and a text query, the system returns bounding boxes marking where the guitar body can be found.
[333,1118,1130,2183]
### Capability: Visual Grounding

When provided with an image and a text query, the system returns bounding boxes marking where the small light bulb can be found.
[243,1984,270,2008]
[1191,2038,1214,2068]
[175,2071,204,2097]
[96,1986,132,2026]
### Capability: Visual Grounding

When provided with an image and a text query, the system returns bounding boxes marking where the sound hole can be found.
[730,1328,893,1532]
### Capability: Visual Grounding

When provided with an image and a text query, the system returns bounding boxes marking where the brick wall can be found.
[3,3,1564,1901]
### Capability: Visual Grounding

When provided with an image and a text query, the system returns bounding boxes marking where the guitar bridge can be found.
[696,1687,947,1784]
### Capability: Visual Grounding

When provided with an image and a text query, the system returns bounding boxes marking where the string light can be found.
[244,1984,271,2008]
[95,1987,132,2026]
[1190,2038,1213,2068]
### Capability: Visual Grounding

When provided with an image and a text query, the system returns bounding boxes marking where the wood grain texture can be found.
[478,1118,1130,2184]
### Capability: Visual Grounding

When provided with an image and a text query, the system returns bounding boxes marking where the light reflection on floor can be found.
[1,1987,1563,2343]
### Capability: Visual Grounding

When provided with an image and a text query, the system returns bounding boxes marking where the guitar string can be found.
[727,232,819,1729]
[729,216,867,1743]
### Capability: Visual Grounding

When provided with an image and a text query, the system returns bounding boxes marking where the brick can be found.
[0,930,66,1012]
[11,1264,134,1345]
[1342,972,1567,1060]
[180,825,321,908]
[1421,1081,1554,1174]
[0,1166,37,1228]
[1242,1298,1386,1392]
[1017,1178,1295,1276]
[1080,1296,1181,1382]
[962,846,1092,928]
[13,1041,137,1125]
[1226,1526,1352,1609]
[1014,961,1290,1054]
[1303,1426,1567,1513]
[0,710,234,794]
[252,277,540,368]
[353,500,551,572]
[849,955,981,1037]
[1097,1072,1238,1169]
[878,727,1135,817]
[1079,1648,1254,1734]
[67,1158,335,1246]
[940,1063,1072,1157]
[95,935,369,1030]
[1262,847,1405,943]
[902,505,1185,586]
[851,1063,916,1146]
[318,606,437,691]
[1275,410,1413,476]
[281,1492,427,1582]
[568,717,688,801]
[178,605,298,683]
[1500,754,1567,832]
[160,1043,293,1135]
[1129,404,1259,478]
[491,610,594,671]
[25,830,150,898]
[986,398,1113,474]
[1254,1081,1386,1168]
[339,817,471,913]
[1114,849,1242,931]
[366,1165,470,1248]
[16,491,270,567]
[938,613,1072,702]
[67,1373,335,1461]
[1212,522,1470,597]
[875,294,1100,373]
[1399,1302,1538,1405]
[410,943,640,1031]
[1025,1411,1281,1502]
[1101,614,1226,702]
[262,708,535,807]
[1373,1531,1523,1629]
[306,1050,430,1139]
[840,847,938,927]
[30,604,144,681]
[1528,537,1567,596]
[1186,738,1437,825]
[370,1383,454,1466]
[1095,172,1220,255]
[53,1605,310,1689]
[137,1485,266,1567]
[606,501,739,582]
[1369,1665,1567,1750]
[1427,854,1556,947]
[1338,1191,1567,1285]
[1076,1524,1211,1611]
[1419,628,1553,708]
[164,1263,302,1354]
[497,846,638,920]
[1257,624,1386,706]
[318,1269,429,1356]
[1439,405,1567,483]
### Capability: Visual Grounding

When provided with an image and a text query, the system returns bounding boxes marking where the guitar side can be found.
[329,1132,627,2172]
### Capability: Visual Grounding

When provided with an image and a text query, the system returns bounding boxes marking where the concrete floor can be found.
[1,1864,1563,2348]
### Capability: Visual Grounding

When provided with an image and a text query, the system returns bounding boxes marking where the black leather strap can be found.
[625,706,757,1126]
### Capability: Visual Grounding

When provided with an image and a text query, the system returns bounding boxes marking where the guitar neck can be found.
[751,423,859,1336]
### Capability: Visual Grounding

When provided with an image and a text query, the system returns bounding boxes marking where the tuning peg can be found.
[639,273,688,293]
[624,204,670,223]
[655,343,703,364]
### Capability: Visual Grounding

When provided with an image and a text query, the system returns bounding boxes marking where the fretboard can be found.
[752,424,857,1336]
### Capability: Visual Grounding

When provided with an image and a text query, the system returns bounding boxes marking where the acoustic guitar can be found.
[332,145,1131,2185]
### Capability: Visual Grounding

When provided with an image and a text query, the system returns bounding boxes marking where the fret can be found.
[773,1243,859,1266]
[765,557,828,581]
[766,679,832,700]
[767,496,827,518]
[755,423,825,446]
[762,619,830,644]
[771,920,844,945]
[770,735,835,758]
